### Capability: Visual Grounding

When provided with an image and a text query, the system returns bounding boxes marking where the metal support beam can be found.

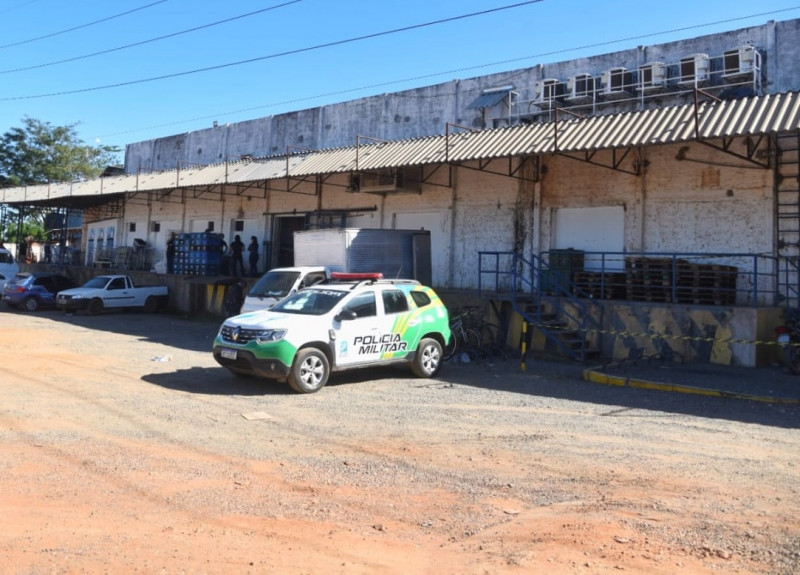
[556,147,642,176]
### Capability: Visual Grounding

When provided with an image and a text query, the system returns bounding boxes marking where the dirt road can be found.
[0,307,798,574]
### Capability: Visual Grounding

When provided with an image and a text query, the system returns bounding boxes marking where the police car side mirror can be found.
[335,309,358,321]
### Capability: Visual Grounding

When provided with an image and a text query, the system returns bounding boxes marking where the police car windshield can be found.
[271,288,347,315]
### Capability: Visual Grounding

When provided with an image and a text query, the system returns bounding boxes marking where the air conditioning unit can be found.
[566,73,596,104]
[723,45,758,82]
[535,78,565,108]
[349,170,407,194]
[600,67,634,100]
[679,53,710,86]
[638,62,667,93]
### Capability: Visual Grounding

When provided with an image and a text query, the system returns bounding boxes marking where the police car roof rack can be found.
[324,272,382,291]
[330,272,383,281]
[324,272,421,289]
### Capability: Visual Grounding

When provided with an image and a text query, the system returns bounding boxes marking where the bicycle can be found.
[443,310,481,360]
[458,306,512,361]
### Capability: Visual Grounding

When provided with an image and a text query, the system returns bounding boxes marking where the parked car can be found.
[3,272,77,311]
[0,271,11,293]
[0,247,20,292]
[56,274,169,315]
[213,272,452,393]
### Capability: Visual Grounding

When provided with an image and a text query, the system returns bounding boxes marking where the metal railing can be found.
[479,251,779,309]
[777,255,800,310]
[477,250,604,361]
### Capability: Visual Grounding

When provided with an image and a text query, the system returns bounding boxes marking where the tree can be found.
[0,117,120,187]
[0,118,121,248]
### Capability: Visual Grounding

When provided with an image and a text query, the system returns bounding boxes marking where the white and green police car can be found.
[213,273,452,393]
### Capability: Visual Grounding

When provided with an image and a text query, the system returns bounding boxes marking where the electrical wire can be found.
[0,0,304,75]
[0,1,545,101]
[0,0,169,50]
[100,5,800,138]
[0,0,41,17]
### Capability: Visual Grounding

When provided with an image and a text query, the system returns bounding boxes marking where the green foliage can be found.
[1,206,46,244]
[0,117,120,187]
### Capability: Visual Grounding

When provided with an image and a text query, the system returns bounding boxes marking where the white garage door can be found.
[554,206,624,271]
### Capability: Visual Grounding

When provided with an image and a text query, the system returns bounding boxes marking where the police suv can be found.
[212,273,452,393]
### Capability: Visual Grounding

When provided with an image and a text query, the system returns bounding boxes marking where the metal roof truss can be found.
[696,134,770,169]
[557,146,643,176]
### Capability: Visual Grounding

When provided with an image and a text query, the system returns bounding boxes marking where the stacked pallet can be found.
[676,263,738,305]
[622,257,738,305]
[573,271,627,300]
[625,257,678,302]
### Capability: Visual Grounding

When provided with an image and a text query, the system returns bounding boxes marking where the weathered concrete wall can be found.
[773,19,800,93]
[606,301,784,367]
[643,144,773,253]
[535,142,772,257]
[511,299,782,368]
[125,19,799,173]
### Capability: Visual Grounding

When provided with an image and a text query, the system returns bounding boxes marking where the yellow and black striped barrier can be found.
[520,321,528,372]
[528,322,791,347]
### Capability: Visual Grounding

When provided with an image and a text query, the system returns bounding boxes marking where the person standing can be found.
[247,236,260,277]
[223,281,244,317]
[230,234,245,277]
[218,233,230,275]
[166,232,177,274]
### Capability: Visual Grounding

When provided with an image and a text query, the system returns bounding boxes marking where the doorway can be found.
[273,216,306,268]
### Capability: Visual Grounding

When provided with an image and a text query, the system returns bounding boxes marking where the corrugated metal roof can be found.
[2,91,800,204]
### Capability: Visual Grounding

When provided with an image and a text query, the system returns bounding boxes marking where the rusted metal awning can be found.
[3,91,799,205]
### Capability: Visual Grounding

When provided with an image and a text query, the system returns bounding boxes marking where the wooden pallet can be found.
[624,257,681,302]
[574,271,627,300]
[676,263,738,305]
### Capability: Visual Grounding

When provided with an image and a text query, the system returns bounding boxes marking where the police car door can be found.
[380,287,422,356]
[334,289,385,366]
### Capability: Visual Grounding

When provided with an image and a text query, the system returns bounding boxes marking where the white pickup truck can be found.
[239,266,329,314]
[57,274,169,315]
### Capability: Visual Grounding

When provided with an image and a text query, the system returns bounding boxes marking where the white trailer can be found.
[293,228,431,283]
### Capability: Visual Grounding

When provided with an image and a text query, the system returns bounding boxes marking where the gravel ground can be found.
[0,306,798,574]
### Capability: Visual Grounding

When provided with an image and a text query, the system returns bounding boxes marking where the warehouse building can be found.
[3,17,800,367]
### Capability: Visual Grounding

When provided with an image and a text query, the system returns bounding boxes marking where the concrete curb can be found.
[582,368,800,405]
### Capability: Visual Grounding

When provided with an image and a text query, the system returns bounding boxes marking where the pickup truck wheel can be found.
[23,297,39,312]
[143,296,159,313]
[411,337,443,378]
[287,348,330,393]
[88,298,104,315]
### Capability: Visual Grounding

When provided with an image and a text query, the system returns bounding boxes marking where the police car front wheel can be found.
[288,348,330,393]
[412,338,443,378]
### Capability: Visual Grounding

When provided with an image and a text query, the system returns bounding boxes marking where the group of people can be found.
[166,231,261,277]
[228,234,260,277]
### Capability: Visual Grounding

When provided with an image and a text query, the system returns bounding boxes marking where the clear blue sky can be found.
[0,0,798,157]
